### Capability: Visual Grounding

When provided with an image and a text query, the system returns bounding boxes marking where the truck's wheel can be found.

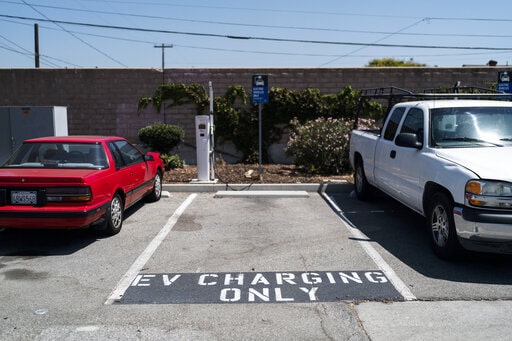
[354,159,372,200]
[426,192,461,259]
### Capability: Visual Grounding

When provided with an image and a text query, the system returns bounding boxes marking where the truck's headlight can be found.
[465,180,512,208]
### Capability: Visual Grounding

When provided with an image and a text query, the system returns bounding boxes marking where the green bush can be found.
[160,154,184,170]
[138,123,184,154]
[286,117,377,174]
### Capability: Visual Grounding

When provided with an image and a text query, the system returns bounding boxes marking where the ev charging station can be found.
[191,81,217,183]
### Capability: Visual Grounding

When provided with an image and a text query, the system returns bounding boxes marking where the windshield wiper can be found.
[441,137,503,147]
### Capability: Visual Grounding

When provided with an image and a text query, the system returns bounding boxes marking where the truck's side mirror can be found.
[395,133,423,149]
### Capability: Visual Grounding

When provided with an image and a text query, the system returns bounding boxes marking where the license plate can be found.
[11,191,37,205]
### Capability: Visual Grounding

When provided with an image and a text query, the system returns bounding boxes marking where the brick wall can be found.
[0,67,509,163]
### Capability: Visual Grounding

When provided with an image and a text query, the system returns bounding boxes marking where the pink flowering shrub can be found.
[286,117,378,174]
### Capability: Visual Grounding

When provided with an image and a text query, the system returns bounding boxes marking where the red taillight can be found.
[45,187,92,202]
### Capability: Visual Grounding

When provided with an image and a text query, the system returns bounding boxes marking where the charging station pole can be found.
[191,81,217,183]
[209,81,215,180]
[194,115,211,181]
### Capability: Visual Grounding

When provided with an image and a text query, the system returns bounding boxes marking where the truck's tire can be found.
[425,192,462,259]
[354,158,373,200]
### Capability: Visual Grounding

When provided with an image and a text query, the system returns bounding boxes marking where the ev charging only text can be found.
[122,271,400,304]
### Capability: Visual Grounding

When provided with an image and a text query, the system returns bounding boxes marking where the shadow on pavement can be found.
[326,187,512,286]
[0,201,145,257]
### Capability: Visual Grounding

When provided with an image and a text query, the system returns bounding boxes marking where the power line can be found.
[3,14,512,52]
[0,42,80,67]
[66,0,425,18]
[3,1,512,39]
[19,0,128,67]
[72,0,512,23]
[428,16,512,23]
[0,19,370,60]
[0,30,63,67]
[4,19,506,62]
[320,18,428,66]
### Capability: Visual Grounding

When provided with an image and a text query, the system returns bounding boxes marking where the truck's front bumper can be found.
[454,206,512,254]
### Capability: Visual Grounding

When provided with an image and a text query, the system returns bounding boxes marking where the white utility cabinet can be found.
[0,106,68,164]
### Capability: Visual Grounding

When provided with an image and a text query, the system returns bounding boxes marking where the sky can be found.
[1,0,512,69]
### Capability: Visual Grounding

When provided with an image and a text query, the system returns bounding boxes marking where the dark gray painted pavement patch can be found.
[118,270,404,304]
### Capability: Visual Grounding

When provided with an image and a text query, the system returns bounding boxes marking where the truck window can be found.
[431,107,512,147]
[383,107,406,141]
[399,108,424,143]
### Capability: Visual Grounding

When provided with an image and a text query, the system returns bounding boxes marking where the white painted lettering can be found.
[131,274,155,287]
[338,272,363,284]
[301,272,322,285]
[365,271,388,284]
[251,273,270,285]
[276,273,296,285]
[131,275,143,286]
[299,287,319,301]
[162,274,181,286]
[198,274,218,286]
[220,288,240,302]
[248,288,270,302]
[275,288,294,302]
[326,272,336,284]
[224,273,244,286]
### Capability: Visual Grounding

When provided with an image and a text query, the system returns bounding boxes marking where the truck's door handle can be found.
[390,150,396,159]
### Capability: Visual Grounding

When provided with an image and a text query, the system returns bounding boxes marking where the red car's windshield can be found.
[2,142,109,169]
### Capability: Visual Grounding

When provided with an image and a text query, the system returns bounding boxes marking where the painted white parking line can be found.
[320,190,417,301]
[104,193,198,305]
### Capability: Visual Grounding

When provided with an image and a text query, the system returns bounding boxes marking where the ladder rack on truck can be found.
[354,83,512,129]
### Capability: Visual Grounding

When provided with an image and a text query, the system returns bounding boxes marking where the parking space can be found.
[327,189,512,301]
[2,185,512,340]
[116,192,403,305]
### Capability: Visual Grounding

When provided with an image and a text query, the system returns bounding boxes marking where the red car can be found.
[0,136,164,235]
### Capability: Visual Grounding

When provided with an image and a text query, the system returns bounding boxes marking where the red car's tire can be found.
[98,193,124,236]
[145,171,162,203]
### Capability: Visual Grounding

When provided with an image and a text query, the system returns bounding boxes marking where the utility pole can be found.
[154,44,173,84]
[154,44,173,123]
[34,24,40,68]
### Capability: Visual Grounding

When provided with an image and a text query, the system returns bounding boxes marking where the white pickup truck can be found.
[349,89,512,258]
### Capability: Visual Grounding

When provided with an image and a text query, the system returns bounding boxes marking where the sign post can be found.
[252,75,269,176]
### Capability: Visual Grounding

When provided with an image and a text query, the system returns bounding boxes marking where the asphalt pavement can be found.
[0,181,511,340]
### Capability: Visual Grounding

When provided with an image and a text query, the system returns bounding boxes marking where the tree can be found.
[366,58,426,67]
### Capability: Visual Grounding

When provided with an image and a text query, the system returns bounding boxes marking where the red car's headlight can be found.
[45,187,92,202]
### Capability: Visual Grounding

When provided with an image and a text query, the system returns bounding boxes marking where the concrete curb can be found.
[163,181,353,193]
[214,190,310,198]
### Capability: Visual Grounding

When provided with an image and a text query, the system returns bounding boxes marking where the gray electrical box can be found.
[0,106,68,164]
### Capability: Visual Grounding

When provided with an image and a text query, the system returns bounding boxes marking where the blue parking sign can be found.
[498,71,512,93]
[252,75,268,103]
